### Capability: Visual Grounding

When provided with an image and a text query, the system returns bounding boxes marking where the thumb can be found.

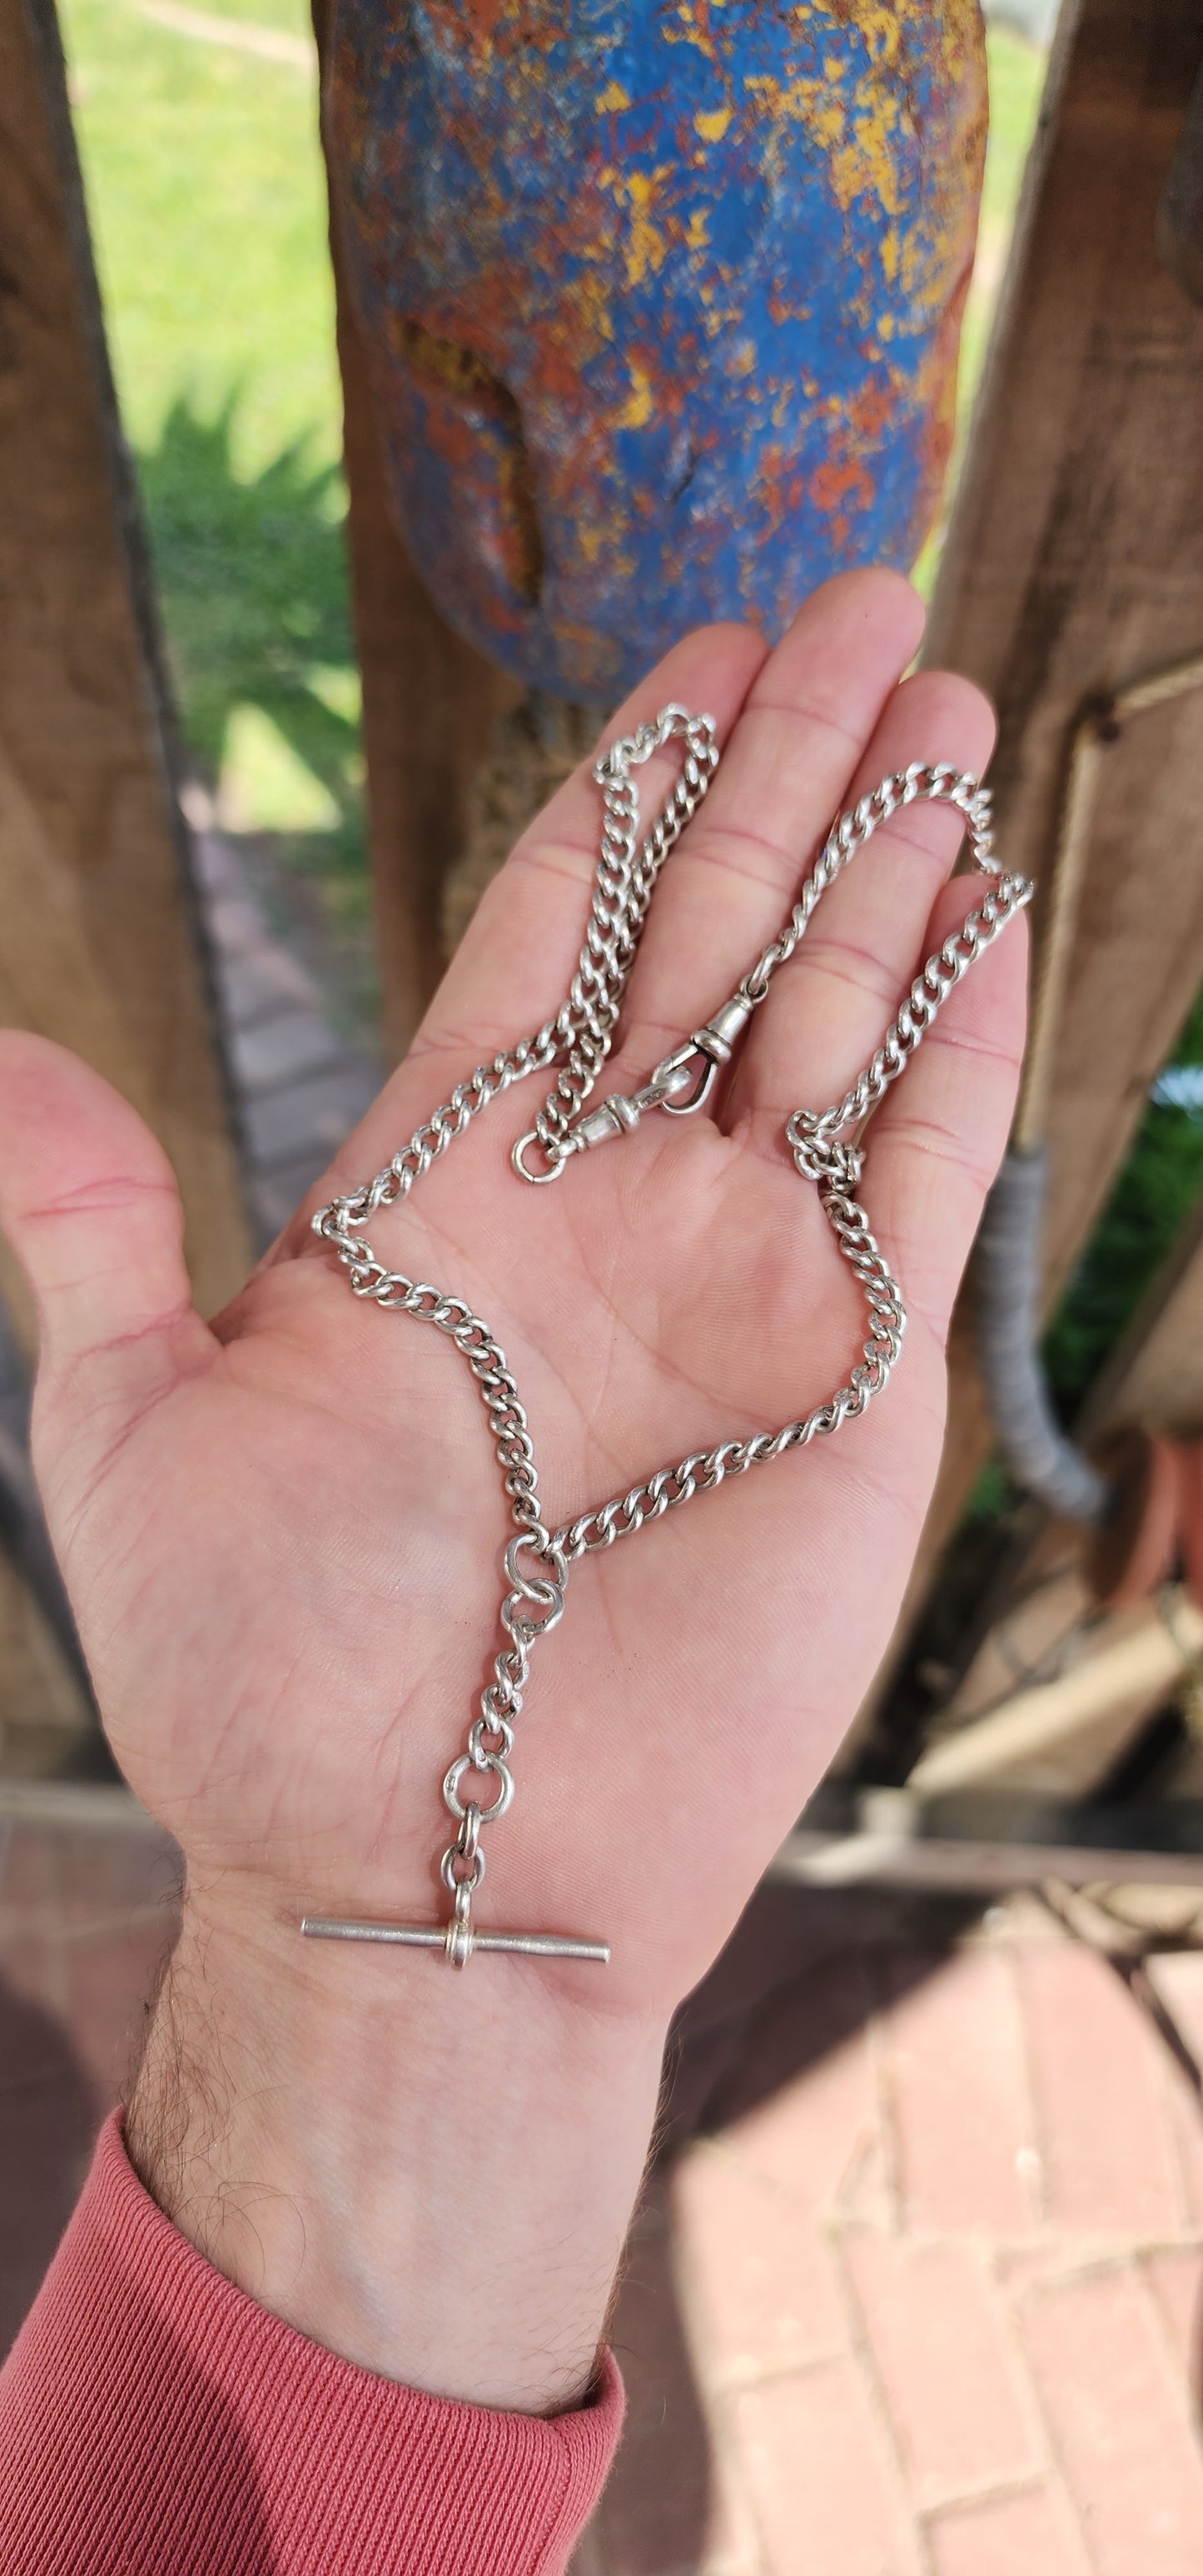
[0,1032,216,1450]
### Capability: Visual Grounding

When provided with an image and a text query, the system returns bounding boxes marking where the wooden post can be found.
[0,0,250,1749]
[866,0,1203,1719]
[1082,1194,1203,1441]
[0,1310,91,1756]
[926,0,1203,1295]
[914,1199,1203,1798]
[311,0,515,1067]
[330,259,516,1062]
[0,0,251,1339]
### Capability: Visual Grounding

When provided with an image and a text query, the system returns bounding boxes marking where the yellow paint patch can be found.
[828,85,907,221]
[569,268,615,347]
[661,2,718,62]
[602,165,674,288]
[745,71,829,136]
[811,101,844,147]
[828,1,903,67]
[694,105,733,143]
[618,361,654,429]
[595,80,630,113]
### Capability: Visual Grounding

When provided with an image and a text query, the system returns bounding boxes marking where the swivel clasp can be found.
[512,992,753,1181]
[660,994,754,1115]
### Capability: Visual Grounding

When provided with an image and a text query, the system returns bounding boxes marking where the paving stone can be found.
[248,1156,331,1245]
[0,2066,95,2360]
[0,1823,61,1922]
[1148,1952,1203,2071]
[1017,1943,1185,2233]
[242,1063,378,1171]
[678,1890,892,2036]
[719,1956,880,2215]
[203,890,274,960]
[216,942,317,1028]
[843,2233,1039,2505]
[230,1007,352,1097]
[0,1925,70,2030]
[63,1913,176,2116]
[694,2451,766,2576]
[1161,2061,1203,2230]
[673,2141,848,2389]
[882,1947,1038,2235]
[189,821,245,898]
[664,2012,758,2148]
[735,2360,922,2576]
[50,1823,179,1932]
[589,2182,716,2576]
[927,2484,1089,2576]
[1144,2246,1203,2390]
[1020,2264,1203,2574]
[826,2126,893,2231]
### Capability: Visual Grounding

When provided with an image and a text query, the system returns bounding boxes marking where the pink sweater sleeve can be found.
[0,2111,622,2574]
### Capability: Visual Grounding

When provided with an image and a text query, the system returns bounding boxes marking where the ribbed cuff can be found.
[0,2111,623,2575]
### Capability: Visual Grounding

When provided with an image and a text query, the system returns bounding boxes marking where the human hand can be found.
[0,571,1025,2408]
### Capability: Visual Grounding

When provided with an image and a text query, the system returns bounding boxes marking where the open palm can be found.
[0,573,1025,2027]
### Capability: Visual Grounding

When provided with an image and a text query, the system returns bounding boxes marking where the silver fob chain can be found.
[303,711,1032,1968]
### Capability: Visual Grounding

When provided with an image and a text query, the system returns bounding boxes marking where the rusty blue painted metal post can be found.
[326,0,987,704]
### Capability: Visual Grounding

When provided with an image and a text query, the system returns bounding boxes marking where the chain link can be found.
[314,719,1032,1956]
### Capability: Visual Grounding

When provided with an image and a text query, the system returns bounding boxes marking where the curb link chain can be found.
[311,715,1033,1964]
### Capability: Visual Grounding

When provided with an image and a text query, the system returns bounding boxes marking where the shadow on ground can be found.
[0,1972,94,2357]
[579,1882,982,2575]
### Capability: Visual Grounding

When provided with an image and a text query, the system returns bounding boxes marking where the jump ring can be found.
[512,1130,566,1185]
[443,1751,515,1824]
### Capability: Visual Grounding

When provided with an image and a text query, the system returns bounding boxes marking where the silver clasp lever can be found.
[584,992,754,1142]
[514,992,753,1181]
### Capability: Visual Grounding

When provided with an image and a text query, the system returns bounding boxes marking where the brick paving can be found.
[584,1889,1203,2575]
[3,1821,1203,2569]
[188,813,380,1249]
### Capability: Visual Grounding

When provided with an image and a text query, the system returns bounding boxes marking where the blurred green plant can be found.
[1045,987,1203,1419]
[60,0,364,891]
[139,391,363,882]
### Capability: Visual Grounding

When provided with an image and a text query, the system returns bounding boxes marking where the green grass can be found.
[63,0,333,475]
[1046,990,1203,1420]
[913,21,1048,597]
[61,0,365,913]
[967,24,1050,398]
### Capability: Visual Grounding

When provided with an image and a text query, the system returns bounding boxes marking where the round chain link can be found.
[314,724,1032,1939]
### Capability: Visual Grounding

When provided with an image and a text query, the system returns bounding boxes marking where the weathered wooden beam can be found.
[329,256,515,1062]
[872,0,1203,1704]
[0,0,251,1340]
[311,0,514,1065]
[1082,1191,1203,1442]
[0,1307,91,1754]
[0,0,251,1752]
[902,1161,1203,1798]
[925,0,1203,1286]
[946,1164,1203,1675]
[771,1798,1203,1897]
[910,1589,1201,1800]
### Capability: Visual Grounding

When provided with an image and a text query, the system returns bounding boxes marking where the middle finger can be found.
[609,566,925,1087]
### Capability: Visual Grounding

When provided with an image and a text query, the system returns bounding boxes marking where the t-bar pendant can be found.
[301,1913,610,1969]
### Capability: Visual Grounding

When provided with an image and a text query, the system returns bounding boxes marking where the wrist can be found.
[127,1886,667,2414]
